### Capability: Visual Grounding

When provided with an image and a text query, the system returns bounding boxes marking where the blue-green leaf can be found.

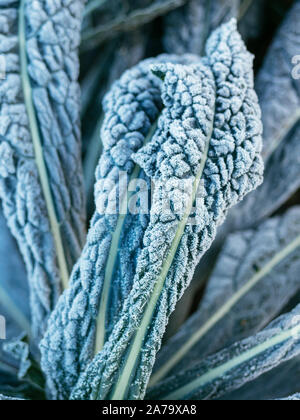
[0,0,86,340]
[69,20,263,401]
[151,207,300,384]
[147,304,300,400]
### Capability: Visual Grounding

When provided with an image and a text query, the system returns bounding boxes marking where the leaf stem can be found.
[149,233,300,386]
[19,0,69,290]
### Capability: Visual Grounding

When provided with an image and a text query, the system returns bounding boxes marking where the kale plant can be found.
[0,0,299,401]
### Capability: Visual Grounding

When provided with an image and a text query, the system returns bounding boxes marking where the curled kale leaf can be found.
[63,20,263,401]
[41,53,201,400]
[0,0,86,340]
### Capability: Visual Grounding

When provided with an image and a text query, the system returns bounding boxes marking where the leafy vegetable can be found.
[151,207,300,384]
[40,53,202,400]
[64,19,263,401]
[147,304,300,400]
[163,0,240,55]
[0,0,86,339]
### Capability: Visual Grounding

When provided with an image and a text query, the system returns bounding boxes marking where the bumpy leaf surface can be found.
[0,0,86,340]
[163,0,239,55]
[278,394,300,401]
[40,53,201,400]
[69,20,263,401]
[147,304,300,400]
[151,207,300,383]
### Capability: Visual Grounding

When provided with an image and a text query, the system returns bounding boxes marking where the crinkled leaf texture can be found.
[147,304,300,400]
[151,207,300,384]
[228,0,300,231]
[163,0,240,55]
[40,53,201,400]
[0,0,86,340]
[66,20,263,401]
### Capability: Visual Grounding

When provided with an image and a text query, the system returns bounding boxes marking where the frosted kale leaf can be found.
[147,304,300,400]
[68,20,263,401]
[151,207,300,384]
[40,53,201,400]
[0,0,86,340]
[163,0,240,55]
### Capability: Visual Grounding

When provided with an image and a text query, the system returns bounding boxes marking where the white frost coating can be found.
[69,20,263,401]
[40,53,201,400]
[0,0,86,340]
